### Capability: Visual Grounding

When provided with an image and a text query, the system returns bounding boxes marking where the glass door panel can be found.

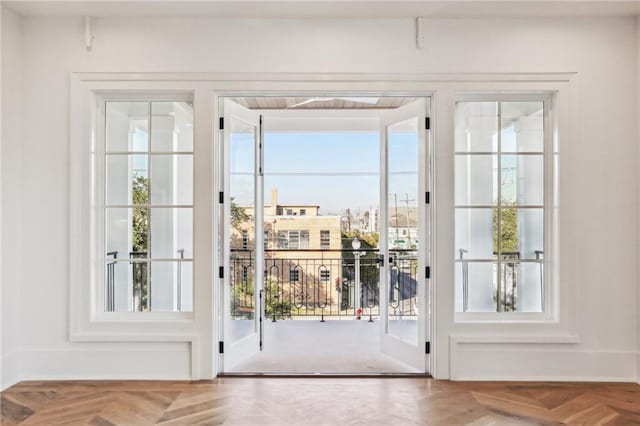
[379,98,428,372]
[223,99,263,371]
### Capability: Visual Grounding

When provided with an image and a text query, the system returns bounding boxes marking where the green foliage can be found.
[342,231,379,248]
[493,206,518,253]
[131,174,149,311]
[132,175,149,253]
[264,281,292,319]
[231,197,251,230]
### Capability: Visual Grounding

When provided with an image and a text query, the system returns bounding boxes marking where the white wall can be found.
[1,13,638,386]
[1,6,24,390]
[637,15,640,384]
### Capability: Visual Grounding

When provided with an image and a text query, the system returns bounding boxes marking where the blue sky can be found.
[231,131,419,214]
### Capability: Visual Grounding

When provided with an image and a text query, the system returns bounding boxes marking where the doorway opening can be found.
[219,95,432,375]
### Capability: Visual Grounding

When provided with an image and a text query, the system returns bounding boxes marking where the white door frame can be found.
[216,93,434,375]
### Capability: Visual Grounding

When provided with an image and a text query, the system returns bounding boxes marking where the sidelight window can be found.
[104,100,194,313]
[455,100,547,314]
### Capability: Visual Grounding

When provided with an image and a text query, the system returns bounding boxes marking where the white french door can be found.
[219,95,431,374]
[221,99,264,371]
[379,98,430,371]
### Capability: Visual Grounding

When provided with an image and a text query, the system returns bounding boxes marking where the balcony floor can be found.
[229,319,422,374]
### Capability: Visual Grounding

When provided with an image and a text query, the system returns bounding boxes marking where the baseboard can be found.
[9,347,192,385]
[450,339,637,382]
[1,352,21,391]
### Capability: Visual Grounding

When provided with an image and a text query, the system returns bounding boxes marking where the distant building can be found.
[388,207,418,250]
[232,189,343,307]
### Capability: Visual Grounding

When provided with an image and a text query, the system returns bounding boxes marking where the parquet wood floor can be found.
[1,378,639,425]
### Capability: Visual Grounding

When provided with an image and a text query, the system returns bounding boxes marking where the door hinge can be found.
[219,266,224,279]
[219,191,224,204]
[426,266,431,279]
[425,341,431,354]
[425,191,430,204]
[425,117,430,130]
[219,341,224,354]
[219,117,224,130]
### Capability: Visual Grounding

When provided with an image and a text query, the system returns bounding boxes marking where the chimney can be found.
[271,188,278,206]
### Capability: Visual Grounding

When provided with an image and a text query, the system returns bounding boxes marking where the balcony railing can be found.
[230,249,419,321]
[457,249,544,312]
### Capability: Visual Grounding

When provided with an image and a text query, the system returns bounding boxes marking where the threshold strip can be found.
[217,372,431,378]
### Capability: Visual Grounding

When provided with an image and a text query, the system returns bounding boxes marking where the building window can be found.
[276,207,283,215]
[320,269,331,282]
[455,100,546,314]
[104,100,194,313]
[300,209,306,216]
[278,231,288,249]
[278,230,309,250]
[242,230,249,250]
[320,230,331,249]
[286,208,293,215]
[289,269,300,282]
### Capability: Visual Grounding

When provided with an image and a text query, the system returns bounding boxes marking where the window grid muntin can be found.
[103,100,194,313]
[455,100,546,313]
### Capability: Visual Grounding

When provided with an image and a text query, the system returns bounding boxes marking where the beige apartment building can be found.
[232,189,344,314]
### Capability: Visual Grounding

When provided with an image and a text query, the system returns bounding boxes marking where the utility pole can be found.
[400,193,415,246]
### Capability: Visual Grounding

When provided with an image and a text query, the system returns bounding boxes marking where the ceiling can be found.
[5,0,640,18]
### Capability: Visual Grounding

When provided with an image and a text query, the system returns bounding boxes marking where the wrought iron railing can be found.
[105,249,186,312]
[229,249,419,320]
[105,251,118,312]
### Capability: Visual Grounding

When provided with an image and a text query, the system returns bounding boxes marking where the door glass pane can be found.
[387,117,419,346]
[229,117,256,342]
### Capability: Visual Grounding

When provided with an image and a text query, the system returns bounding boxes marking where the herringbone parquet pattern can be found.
[1,379,639,425]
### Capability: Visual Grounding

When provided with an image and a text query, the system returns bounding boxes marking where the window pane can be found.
[150,261,193,312]
[455,102,498,152]
[106,102,149,152]
[151,102,194,152]
[455,208,495,259]
[455,155,497,206]
[150,155,193,205]
[501,102,544,152]
[501,155,543,206]
[150,208,193,259]
[106,154,148,206]
[455,261,497,312]
[517,262,544,312]
[499,208,544,259]
[106,207,149,258]
[105,260,132,312]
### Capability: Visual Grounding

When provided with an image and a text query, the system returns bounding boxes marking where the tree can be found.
[132,175,149,311]
[231,197,251,230]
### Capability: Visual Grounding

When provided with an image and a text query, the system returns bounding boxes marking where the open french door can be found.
[379,98,430,372]
[221,99,264,371]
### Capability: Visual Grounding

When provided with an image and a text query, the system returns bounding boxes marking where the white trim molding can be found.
[69,72,581,382]
[450,335,637,382]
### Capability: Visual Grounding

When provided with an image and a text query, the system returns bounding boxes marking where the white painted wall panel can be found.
[1,6,24,390]
[1,14,638,383]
